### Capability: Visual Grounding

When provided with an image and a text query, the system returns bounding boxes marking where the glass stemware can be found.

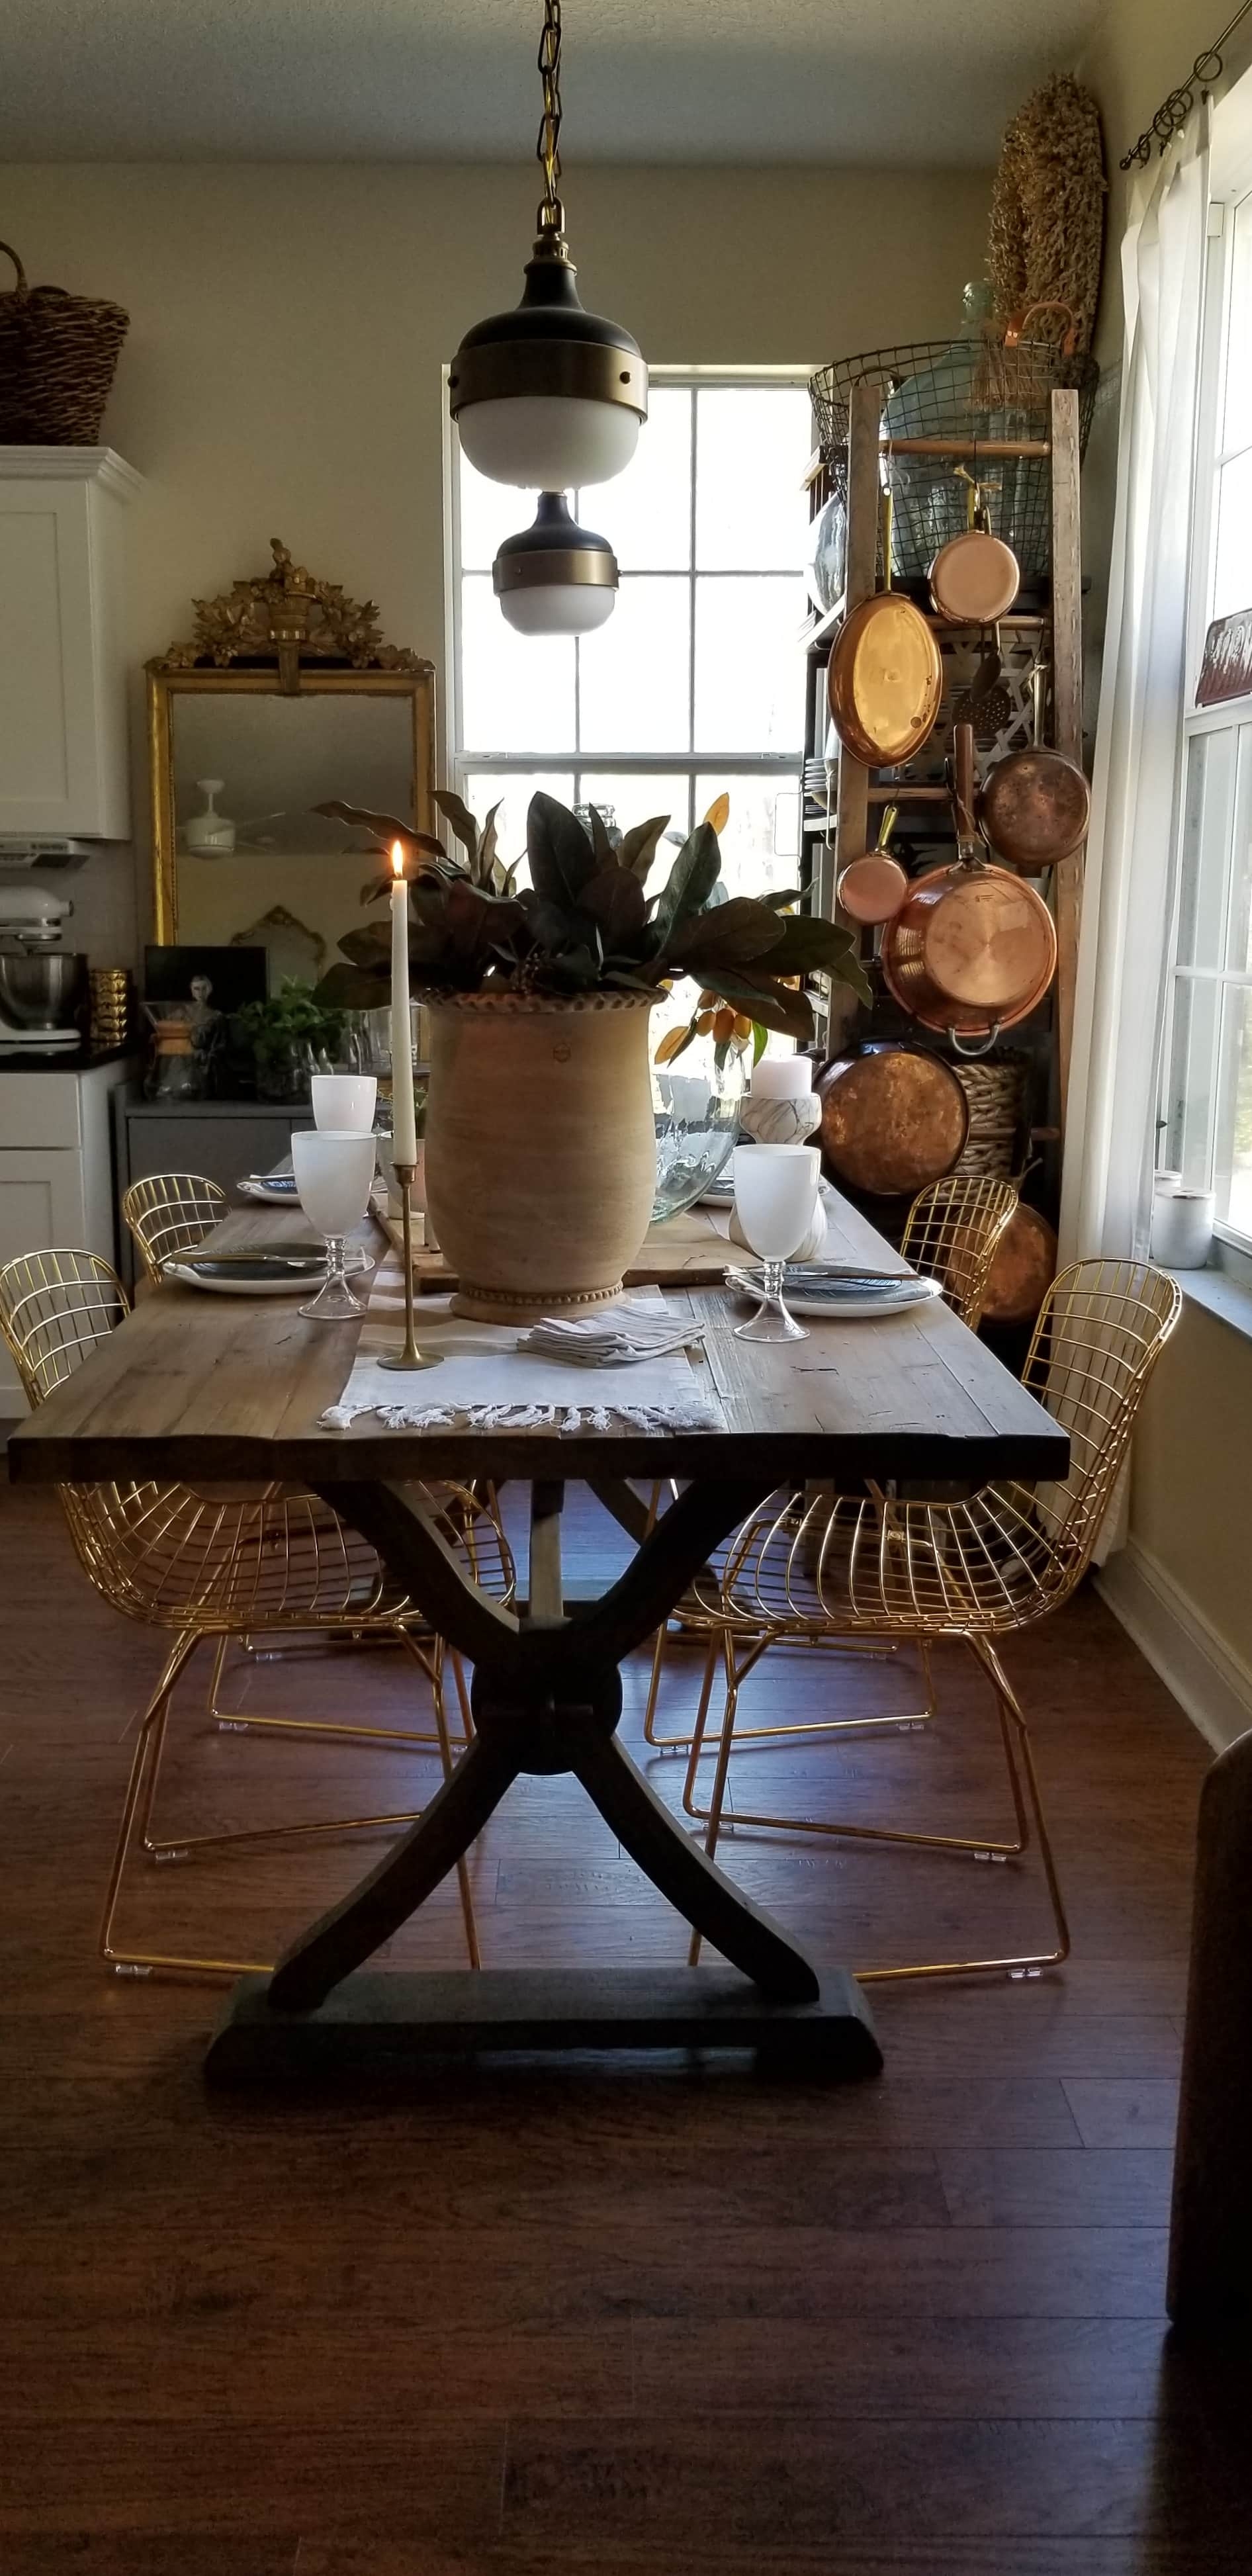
[292,1130,377,1320]
[731,1143,821,1343]
[311,1073,377,1133]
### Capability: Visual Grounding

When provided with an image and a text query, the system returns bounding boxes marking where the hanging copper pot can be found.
[929,474,1020,626]
[836,803,908,926]
[880,725,1057,1055]
[817,1042,969,1198]
[827,490,942,768]
[978,670,1091,871]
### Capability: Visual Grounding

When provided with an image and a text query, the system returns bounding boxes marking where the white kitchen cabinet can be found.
[0,447,142,841]
[0,1059,133,1412]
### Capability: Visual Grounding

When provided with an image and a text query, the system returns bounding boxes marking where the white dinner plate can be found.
[165,1253,328,1297]
[726,1264,942,1321]
[239,1176,300,1204]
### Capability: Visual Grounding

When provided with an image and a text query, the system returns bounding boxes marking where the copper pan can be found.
[979,671,1091,869]
[817,1042,969,1198]
[836,802,907,926]
[827,490,942,768]
[929,474,1020,626]
[880,725,1057,1056]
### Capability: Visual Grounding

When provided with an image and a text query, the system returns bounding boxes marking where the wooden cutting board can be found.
[370,1189,735,1296]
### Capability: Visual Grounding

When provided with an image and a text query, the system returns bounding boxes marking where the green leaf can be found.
[337,922,392,968]
[433,789,480,866]
[752,1020,770,1066]
[579,862,647,949]
[653,822,722,944]
[588,807,615,867]
[685,964,815,1042]
[763,887,803,910]
[665,895,787,971]
[830,946,873,1008]
[766,914,866,972]
[528,791,596,909]
[619,814,671,883]
[315,961,390,1010]
[314,800,447,864]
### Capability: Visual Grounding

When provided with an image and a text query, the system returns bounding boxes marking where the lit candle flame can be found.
[391,839,405,879]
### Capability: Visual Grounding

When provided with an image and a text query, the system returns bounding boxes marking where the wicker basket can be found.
[0,241,128,443]
[952,1055,1028,1178]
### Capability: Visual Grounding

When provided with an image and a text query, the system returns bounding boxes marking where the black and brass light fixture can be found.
[449,0,648,492]
[493,491,618,635]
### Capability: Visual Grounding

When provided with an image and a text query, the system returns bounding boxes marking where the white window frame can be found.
[441,364,813,846]
[1160,80,1252,1263]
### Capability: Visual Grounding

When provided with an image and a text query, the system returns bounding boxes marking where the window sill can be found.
[1167,1261,1252,1345]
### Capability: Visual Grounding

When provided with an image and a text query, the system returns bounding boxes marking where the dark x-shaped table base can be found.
[206,1476,881,2086]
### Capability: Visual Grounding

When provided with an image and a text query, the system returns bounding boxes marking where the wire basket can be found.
[810,337,1098,585]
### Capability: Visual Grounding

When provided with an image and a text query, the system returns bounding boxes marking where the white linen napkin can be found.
[320,1262,723,1434]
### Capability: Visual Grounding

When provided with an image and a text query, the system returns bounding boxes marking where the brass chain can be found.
[535,0,565,238]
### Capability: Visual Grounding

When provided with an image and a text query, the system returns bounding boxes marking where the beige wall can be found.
[0,159,991,964]
[1077,1,1252,1733]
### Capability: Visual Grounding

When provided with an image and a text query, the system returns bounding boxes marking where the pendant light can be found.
[449,0,648,490]
[494,492,618,635]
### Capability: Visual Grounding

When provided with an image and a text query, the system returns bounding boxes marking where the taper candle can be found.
[388,840,418,1166]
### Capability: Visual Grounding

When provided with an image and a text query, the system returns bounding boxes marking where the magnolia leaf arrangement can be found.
[315,789,870,1044]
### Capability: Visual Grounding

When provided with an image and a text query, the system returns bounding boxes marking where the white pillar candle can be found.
[750,1054,813,1100]
[388,840,418,1167]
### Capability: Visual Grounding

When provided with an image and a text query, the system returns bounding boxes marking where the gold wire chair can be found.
[899,1171,1019,1329]
[0,1249,515,1981]
[684,1258,1183,1984]
[121,1171,227,1284]
[641,1171,1020,1757]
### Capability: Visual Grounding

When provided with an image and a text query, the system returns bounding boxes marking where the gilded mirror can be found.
[148,540,436,977]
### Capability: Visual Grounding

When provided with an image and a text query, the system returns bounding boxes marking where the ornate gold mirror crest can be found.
[147,539,436,947]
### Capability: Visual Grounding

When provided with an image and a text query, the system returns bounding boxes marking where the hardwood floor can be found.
[1,1474,1249,2571]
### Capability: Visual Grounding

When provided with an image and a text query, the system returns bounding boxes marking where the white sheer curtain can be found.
[1059,107,1211,1265]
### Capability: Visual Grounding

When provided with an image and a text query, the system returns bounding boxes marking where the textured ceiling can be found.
[0,0,1104,167]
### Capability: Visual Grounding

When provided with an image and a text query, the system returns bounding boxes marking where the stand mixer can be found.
[0,886,88,1048]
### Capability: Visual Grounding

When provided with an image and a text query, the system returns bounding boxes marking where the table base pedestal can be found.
[206,1963,881,2085]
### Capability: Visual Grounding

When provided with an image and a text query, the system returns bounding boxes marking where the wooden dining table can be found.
[7,1187,1068,2085]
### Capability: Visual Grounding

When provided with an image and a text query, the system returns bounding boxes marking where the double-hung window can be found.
[1162,110,1252,1251]
[445,372,811,905]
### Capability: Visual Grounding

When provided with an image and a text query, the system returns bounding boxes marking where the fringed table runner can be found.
[320,1257,725,1435]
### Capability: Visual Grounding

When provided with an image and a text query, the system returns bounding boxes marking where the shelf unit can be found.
[801,384,1085,1141]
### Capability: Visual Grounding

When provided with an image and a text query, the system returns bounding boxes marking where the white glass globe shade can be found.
[499,582,617,637]
[458,394,640,490]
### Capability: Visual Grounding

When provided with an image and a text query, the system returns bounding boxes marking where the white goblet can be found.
[311,1073,377,1133]
[731,1144,821,1343]
[292,1129,377,1320]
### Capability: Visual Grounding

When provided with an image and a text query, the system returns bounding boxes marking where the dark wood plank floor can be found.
[1,1474,1249,2572]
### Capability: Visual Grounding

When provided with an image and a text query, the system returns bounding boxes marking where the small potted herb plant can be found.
[232,980,345,1104]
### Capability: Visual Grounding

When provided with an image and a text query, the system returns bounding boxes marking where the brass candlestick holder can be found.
[378,1165,441,1372]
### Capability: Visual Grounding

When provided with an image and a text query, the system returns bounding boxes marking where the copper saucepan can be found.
[827,490,942,769]
[880,725,1057,1056]
[929,472,1020,627]
[836,802,907,926]
[978,668,1091,871]
[817,1042,969,1198]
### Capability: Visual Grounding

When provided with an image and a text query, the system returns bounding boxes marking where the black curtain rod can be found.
[1120,0,1252,169]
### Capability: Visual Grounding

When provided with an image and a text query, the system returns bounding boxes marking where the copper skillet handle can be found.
[950,721,980,851]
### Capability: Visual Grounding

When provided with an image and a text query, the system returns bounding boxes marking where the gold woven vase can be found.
[424,991,657,1323]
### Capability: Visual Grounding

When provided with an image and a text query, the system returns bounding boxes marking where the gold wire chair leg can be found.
[680,1635,723,1815]
[648,1610,924,1755]
[688,1628,740,1967]
[405,1632,480,1970]
[680,1634,1020,1857]
[450,1649,474,1740]
[144,1627,453,1860]
[204,1621,467,1754]
[100,1633,271,1980]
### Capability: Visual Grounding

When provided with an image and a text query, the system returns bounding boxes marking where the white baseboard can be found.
[1096,1539,1252,1752]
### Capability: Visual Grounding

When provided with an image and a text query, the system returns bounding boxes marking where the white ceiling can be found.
[0,0,1104,168]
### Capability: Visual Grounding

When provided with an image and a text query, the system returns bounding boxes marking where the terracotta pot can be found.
[423,991,658,1323]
